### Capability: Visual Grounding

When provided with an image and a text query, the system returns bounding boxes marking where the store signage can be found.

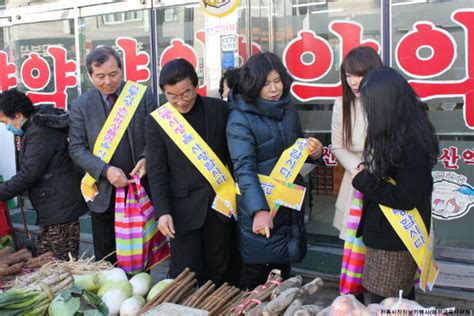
[159,36,207,96]
[284,9,474,129]
[0,9,472,128]
[438,146,474,169]
[221,35,237,52]
[432,171,474,220]
[221,51,235,70]
[199,0,240,18]
[20,46,77,109]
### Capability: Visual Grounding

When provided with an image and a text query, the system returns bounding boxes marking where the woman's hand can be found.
[253,210,273,238]
[307,137,323,160]
[351,163,367,180]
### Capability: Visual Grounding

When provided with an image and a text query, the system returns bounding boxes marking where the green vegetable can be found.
[97,280,132,298]
[97,268,127,286]
[74,274,100,292]
[48,286,108,316]
[146,279,173,301]
[101,289,130,315]
[119,295,145,316]
[129,273,153,297]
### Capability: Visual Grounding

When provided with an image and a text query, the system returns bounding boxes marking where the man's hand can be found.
[307,137,323,160]
[106,166,129,188]
[158,214,175,239]
[130,158,146,178]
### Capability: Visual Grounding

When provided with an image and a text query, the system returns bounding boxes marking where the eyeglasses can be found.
[165,89,195,103]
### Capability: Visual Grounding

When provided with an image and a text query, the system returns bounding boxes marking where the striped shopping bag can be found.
[115,175,170,274]
[339,190,367,294]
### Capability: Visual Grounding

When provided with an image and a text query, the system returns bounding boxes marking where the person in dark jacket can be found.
[352,67,439,303]
[226,52,323,290]
[219,68,240,101]
[146,59,233,286]
[0,89,87,260]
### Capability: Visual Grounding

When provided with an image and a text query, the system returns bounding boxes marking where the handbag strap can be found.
[115,185,127,214]
[131,175,147,204]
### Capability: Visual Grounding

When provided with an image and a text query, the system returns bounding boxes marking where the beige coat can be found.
[331,97,366,239]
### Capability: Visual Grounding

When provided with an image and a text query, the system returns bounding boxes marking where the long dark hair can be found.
[340,46,383,148]
[236,52,293,104]
[359,67,439,179]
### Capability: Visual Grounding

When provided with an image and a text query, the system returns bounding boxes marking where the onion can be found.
[98,268,127,286]
[98,280,133,298]
[129,273,153,297]
[119,295,145,316]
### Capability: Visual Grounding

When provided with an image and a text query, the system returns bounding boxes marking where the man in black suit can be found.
[69,46,157,263]
[145,59,232,286]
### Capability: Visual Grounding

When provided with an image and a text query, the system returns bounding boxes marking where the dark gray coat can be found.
[0,105,87,226]
[226,94,307,264]
[68,84,157,212]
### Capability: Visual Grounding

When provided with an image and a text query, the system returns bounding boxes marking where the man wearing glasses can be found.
[145,59,234,286]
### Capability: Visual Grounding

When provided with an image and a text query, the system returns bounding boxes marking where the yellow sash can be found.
[266,138,309,216]
[151,103,236,217]
[80,81,146,201]
[379,180,439,291]
[228,138,310,217]
[214,138,309,218]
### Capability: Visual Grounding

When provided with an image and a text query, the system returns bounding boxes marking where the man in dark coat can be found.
[0,89,87,260]
[69,46,157,262]
[145,59,233,286]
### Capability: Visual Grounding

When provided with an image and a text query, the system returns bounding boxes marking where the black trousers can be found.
[223,220,243,286]
[90,197,117,264]
[239,263,291,291]
[169,208,232,287]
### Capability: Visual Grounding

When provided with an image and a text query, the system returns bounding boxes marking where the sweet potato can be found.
[25,251,55,269]
[266,288,300,314]
[0,262,23,277]
[0,248,33,265]
[0,246,14,256]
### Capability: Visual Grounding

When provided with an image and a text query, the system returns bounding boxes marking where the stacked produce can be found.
[227,274,324,316]
[48,286,108,316]
[0,264,73,315]
[321,294,456,316]
[141,268,244,315]
[0,253,117,315]
[0,247,54,279]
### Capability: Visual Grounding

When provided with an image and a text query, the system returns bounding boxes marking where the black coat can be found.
[0,105,87,226]
[226,95,307,264]
[145,95,232,230]
[353,142,433,251]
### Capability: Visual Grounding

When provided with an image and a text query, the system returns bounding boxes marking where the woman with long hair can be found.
[226,52,323,290]
[352,67,439,303]
[331,46,383,239]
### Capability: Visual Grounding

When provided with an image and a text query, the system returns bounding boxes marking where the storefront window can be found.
[78,9,153,94]
[392,0,474,257]
[155,2,246,99]
[270,0,382,240]
[1,19,78,108]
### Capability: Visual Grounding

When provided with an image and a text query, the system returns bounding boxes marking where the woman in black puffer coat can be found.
[0,89,87,260]
[226,53,323,290]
